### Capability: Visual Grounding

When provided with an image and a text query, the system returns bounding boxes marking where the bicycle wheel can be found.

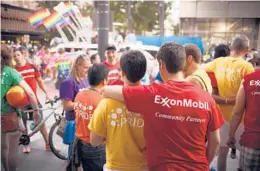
[49,121,69,160]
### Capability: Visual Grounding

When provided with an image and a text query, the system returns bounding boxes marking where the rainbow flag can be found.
[43,11,63,30]
[50,18,72,31]
[27,8,50,27]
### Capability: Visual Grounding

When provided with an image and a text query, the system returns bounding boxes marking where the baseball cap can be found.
[106,44,116,51]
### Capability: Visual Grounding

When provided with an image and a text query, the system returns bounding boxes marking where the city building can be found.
[179,0,260,52]
[1,2,45,45]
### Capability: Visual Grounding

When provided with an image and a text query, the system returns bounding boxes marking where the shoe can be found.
[23,146,31,153]
[230,148,236,159]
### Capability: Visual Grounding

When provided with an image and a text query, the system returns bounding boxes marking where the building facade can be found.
[179,0,260,51]
[1,2,44,44]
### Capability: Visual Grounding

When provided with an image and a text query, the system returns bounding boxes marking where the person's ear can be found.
[121,71,126,77]
[187,55,193,63]
[101,80,107,86]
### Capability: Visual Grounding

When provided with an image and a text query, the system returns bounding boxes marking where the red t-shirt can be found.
[240,70,260,149]
[15,63,41,100]
[122,80,224,171]
[74,89,103,143]
[207,72,217,88]
[108,79,124,85]
[103,61,120,85]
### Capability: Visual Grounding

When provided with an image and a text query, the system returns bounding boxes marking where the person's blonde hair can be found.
[70,54,90,82]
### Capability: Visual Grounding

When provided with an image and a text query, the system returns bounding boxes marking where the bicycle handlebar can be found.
[22,96,61,113]
[45,96,60,106]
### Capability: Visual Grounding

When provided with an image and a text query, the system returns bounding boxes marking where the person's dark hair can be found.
[184,44,202,63]
[88,63,109,86]
[90,54,98,64]
[231,35,249,53]
[156,42,186,73]
[120,50,147,83]
[214,44,230,59]
[1,45,13,70]
[14,46,28,55]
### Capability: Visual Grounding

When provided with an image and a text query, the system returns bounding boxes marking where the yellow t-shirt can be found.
[88,98,147,171]
[188,68,213,94]
[204,57,255,121]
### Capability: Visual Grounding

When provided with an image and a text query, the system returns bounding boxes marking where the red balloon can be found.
[6,86,29,108]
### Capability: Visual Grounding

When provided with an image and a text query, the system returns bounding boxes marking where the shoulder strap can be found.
[192,74,209,92]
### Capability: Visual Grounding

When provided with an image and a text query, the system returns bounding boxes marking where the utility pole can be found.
[127,1,132,33]
[96,1,110,61]
[159,1,165,37]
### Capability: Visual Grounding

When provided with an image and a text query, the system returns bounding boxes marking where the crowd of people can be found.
[1,34,260,171]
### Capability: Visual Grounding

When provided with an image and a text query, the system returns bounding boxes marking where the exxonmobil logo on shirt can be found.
[250,80,260,86]
[154,95,209,110]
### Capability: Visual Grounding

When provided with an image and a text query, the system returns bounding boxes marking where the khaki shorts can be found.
[220,121,244,150]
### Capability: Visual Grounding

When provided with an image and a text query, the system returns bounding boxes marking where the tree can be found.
[109,1,170,34]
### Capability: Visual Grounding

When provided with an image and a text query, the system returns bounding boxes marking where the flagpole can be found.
[66,25,77,41]
[56,23,69,43]
[60,15,87,43]
[66,19,87,42]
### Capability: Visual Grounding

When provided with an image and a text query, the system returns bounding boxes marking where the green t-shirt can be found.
[1,66,23,114]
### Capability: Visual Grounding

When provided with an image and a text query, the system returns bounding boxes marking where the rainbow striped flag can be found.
[50,18,72,31]
[27,8,50,27]
[43,11,63,31]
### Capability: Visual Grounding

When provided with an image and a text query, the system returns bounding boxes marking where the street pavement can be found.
[14,81,240,171]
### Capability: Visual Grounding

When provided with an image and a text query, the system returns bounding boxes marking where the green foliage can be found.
[110,1,170,34]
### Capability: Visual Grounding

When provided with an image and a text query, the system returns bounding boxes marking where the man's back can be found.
[89,98,147,171]
[189,68,213,93]
[205,57,254,97]
[74,89,103,143]
[204,57,254,121]
[241,70,260,149]
[122,80,224,171]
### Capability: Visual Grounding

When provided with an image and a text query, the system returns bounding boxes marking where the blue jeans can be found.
[78,139,106,171]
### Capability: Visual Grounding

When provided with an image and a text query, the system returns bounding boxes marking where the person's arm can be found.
[227,82,246,146]
[19,80,40,123]
[36,77,51,101]
[62,100,75,111]
[88,99,108,147]
[206,100,225,164]
[103,85,124,102]
[207,129,220,164]
[90,133,106,147]
[212,94,236,105]
[104,85,152,114]
[59,79,75,112]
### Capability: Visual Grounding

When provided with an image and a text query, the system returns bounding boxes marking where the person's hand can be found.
[227,98,236,104]
[227,136,236,147]
[33,111,40,124]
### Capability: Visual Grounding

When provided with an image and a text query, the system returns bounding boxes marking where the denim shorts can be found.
[78,139,106,171]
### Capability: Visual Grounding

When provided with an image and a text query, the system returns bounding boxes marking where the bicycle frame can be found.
[19,97,62,146]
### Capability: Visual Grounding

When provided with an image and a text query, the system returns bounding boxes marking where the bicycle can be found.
[19,96,68,160]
